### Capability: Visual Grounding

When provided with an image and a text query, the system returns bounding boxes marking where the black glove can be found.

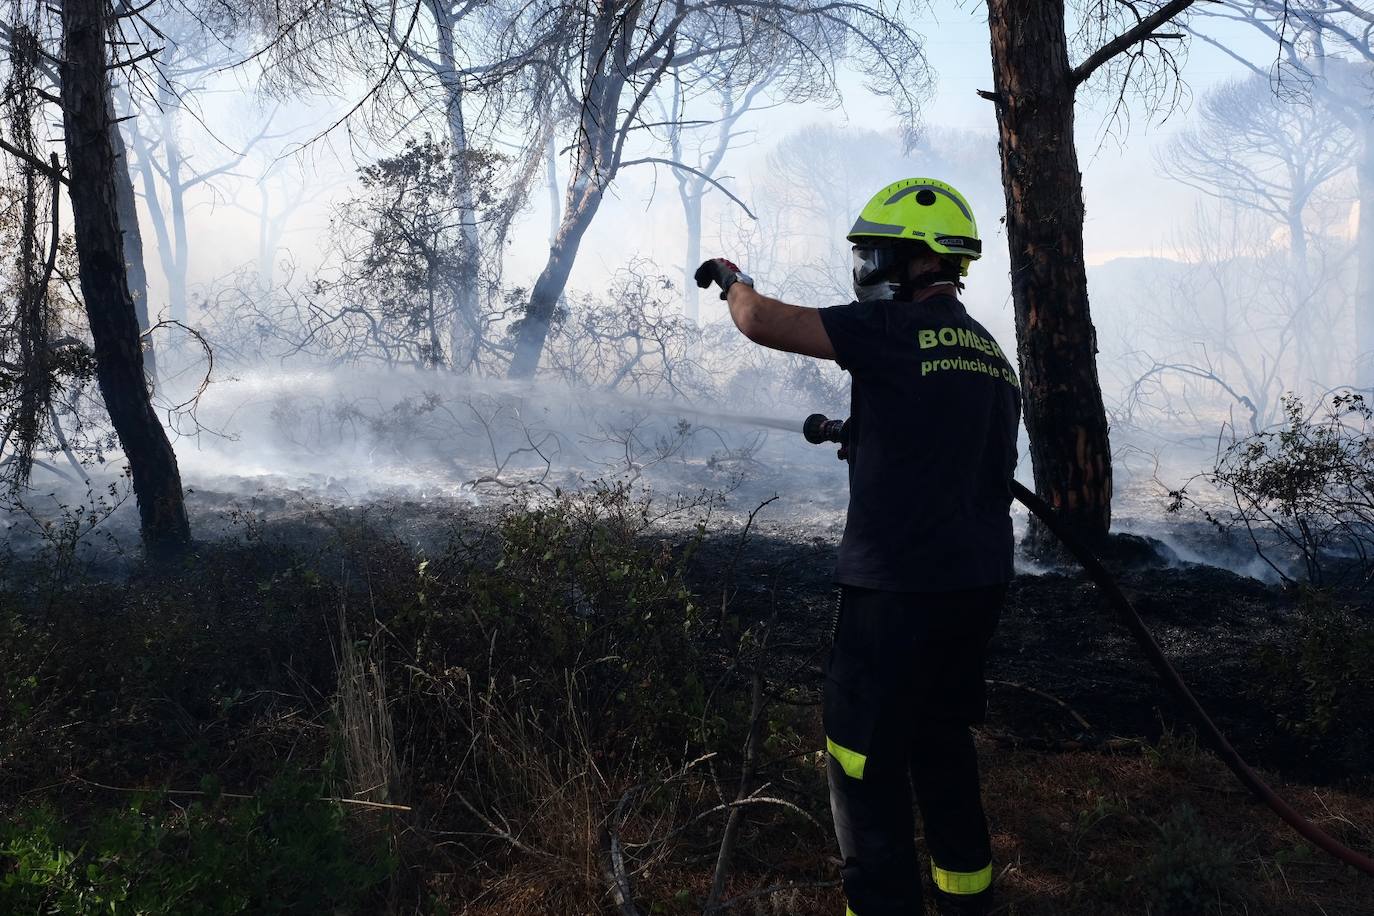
[694,258,754,300]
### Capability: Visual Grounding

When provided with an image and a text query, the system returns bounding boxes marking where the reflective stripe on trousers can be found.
[827,736,867,781]
[932,861,993,895]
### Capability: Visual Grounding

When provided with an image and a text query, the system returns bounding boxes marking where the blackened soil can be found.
[683,523,1371,791]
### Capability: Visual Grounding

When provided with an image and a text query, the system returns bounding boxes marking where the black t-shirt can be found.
[818,294,1021,592]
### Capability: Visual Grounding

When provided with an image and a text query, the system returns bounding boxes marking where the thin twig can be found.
[68,775,412,811]
[985,679,1094,734]
[451,789,554,858]
[717,495,778,631]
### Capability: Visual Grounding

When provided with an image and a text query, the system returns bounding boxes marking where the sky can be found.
[560,4,1286,328]
[140,1,1293,333]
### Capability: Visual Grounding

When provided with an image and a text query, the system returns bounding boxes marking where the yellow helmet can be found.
[848,178,982,278]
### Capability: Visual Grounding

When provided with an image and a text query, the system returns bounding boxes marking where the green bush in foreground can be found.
[1131,803,1243,915]
[400,483,711,759]
[0,772,394,915]
[1256,591,1374,772]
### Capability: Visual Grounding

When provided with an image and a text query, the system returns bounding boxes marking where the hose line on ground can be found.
[1010,480,1374,878]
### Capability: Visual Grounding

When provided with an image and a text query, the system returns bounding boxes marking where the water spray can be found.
[637,401,799,434]
[801,414,1374,878]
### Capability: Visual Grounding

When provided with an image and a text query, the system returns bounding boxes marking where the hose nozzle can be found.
[803,413,847,445]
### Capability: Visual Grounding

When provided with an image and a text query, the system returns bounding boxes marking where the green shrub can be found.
[0,603,55,781]
[1170,392,1374,585]
[0,772,394,914]
[1,486,729,913]
[1256,591,1374,769]
[1131,803,1242,915]
[399,483,709,759]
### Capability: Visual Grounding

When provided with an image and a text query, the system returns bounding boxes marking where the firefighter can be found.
[695,178,1020,916]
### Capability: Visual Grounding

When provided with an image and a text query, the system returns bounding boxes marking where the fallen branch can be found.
[980,728,1143,754]
[48,404,90,485]
[601,785,645,916]
[706,670,766,909]
[699,793,823,831]
[452,790,554,859]
[1,454,80,485]
[68,775,412,811]
[144,319,213,413]
[986,678,1094,734]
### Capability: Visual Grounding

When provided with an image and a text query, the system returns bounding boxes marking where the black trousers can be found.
[824,584,1004,915]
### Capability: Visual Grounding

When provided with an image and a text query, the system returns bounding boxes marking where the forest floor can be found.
[1,482,1372,915]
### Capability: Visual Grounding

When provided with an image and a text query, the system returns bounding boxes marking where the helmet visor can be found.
[851,244,903,287]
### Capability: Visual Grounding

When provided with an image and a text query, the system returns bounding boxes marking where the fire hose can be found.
[802,414,1374,877]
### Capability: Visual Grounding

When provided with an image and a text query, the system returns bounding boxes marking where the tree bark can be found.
[110,113,156,384]
[430,0,482,370]
[1355,117,1374,388]
[60,0,191,558]
[160,86,190,325]
[681,189,703,324]
[507,183,605,378]
[986,0,1113,545]
[506,3,632,379]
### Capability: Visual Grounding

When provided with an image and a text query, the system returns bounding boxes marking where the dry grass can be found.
[402,643,1373,915]
[559,733,1373,916]
[334,602,400,806]
[432,671,660,916]
[980,736,1374,915]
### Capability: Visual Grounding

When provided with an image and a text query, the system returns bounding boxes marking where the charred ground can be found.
[1,486,1371,915]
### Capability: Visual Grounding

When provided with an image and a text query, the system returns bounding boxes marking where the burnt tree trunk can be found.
[507,180,606,378]
[987,0,1113,546]
[61,0,191,557]
[110,111,156,384]
[506,5,631,380]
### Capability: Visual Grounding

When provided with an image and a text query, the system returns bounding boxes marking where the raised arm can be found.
[694,257,836,360]
[726,284,836,360]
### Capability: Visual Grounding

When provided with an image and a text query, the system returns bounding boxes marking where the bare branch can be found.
[1072,0,1200,87]
[0,136,68,184]
[619,156,757,219]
